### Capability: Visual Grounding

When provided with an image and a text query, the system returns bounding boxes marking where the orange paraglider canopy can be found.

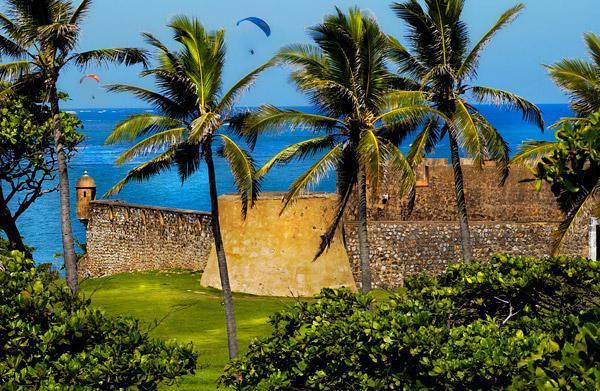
[79,74,100,84]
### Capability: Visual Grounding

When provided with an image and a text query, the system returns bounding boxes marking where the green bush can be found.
[222,255,600,390]
[0,251,197,390]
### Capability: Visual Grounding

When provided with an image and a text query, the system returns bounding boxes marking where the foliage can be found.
[546,32,600,117]
[222,255,600,390]
[514,111,600,254]
[0,96,82,226]
[0,251,197,390]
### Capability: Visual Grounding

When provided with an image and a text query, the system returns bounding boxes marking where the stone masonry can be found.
[79,200,212,278]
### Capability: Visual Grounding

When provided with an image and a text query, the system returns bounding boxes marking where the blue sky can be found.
[57,0,600,108]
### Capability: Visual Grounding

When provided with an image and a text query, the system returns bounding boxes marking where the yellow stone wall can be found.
[200,193,357,297]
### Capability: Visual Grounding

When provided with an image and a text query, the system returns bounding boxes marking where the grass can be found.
[81,270,299,390]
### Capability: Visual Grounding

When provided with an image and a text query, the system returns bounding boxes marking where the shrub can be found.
[0,251,197,390]
[222,255,600,390]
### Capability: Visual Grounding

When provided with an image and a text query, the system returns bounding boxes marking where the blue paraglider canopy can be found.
[236,17,271,37]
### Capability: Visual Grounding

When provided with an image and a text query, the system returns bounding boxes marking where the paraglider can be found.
[79,73,100,84]
[236,17,271,37]
[79,74,100,101]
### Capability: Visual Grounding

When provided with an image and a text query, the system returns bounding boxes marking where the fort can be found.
[79,159,597,293]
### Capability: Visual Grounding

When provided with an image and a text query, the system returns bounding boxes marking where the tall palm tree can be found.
[239,7,440,292]
[546,32,600,117]
[104,16,271,358]
[0,0,147,294]
[512,32,600,253]
[389,0,543,263]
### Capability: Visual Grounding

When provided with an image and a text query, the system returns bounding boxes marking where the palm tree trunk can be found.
[448,132,473,264]
[204,144,239,359]
[49,81,79,293]
[357,167,372,292]
[0,187,29,257]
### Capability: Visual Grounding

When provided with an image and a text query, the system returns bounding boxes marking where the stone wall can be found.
[342,159,591,288]
[346,159,564,222]
[79,200,212,278]
[344,220,588,288]
[80,160,593,289]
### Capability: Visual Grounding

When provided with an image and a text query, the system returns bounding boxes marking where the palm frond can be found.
[386,34,427,79]
[469,86,544,129]
[546,59,600,116]
[381,90,428,110]
[0,60,31,81]
[282,144,343,212]
[105,84,186,117]
[385,141,416,197]
[452,99,485,166]
[584,32,600,67]
[552,181,600,255]
[189,112,220,144]
[407,115,441,167]
[174,142,201,182]
[241,105,342,149]
[216,58,276,114]
[69,0,92,25]
[315,175,355,260]
[257,135,338,178]
[217,134,260,218]
[458,4,524,80]
[72,48,149,69]
[468,107,510,180]
[114,127,186,165]
[104,148,176,197]
[105,113,184,144]
[375,104,447,124]
[0,34,27,58]
[357,129,385,198]
[511,141,559,166]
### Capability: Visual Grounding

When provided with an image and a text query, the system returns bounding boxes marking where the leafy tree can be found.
[0,0,148,294]
[0,95,82,256]
[104,16,273,358]
[546,32,600,117]
[0,249,197,389]
[239,7,439,292]
[513,112,599,254]
[222,255,600,390]
[389,0,543,263]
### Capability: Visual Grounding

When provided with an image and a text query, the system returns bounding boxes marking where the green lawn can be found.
[81,271,299,390]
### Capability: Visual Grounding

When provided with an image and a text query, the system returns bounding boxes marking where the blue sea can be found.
[13,105,569,267]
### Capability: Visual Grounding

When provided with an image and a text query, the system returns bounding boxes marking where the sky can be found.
[54,0,600,108]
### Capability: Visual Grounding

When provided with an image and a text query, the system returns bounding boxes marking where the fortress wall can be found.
[346,159,564,222]
[79,201,212,278]
[344,220,589,289]
[79,161,592,288]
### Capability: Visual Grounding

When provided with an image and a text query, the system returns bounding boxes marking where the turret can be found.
[76,171,96,225]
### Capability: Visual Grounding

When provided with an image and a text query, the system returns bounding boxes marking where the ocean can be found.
[13,104,569,267]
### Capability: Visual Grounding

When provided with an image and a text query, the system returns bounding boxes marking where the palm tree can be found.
[546,32,600,117]
[0,0,147,294]
[512,32,600,169]
[239,7,440,292]
[389,0,543,263]
[104,16,271,359]
[512,32,600,253]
